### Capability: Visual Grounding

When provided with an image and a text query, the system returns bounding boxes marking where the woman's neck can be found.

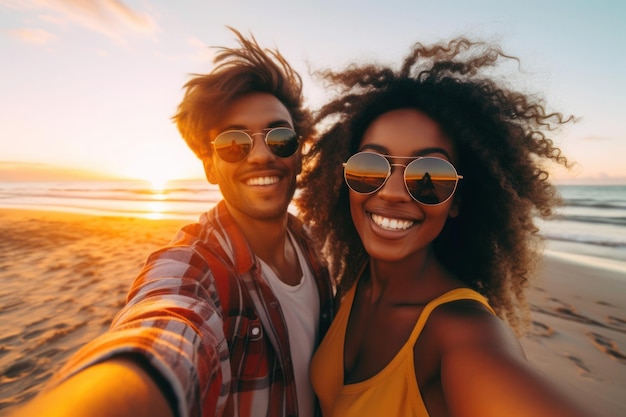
[365,248,460,305]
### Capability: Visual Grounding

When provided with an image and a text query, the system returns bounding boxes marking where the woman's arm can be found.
[435,304,594,417]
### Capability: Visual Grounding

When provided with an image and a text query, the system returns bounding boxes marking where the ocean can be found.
[0,180,624,272]
[0,179,218,221]
[537,185,626,272]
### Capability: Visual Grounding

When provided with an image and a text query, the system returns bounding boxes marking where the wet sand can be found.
[0,209,624,416]
[521,255,626,417]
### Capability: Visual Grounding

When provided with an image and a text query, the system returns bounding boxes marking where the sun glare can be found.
[145,199,167,220]
[115,143,205,189]
[147,176,170,191]
[118,157,174,189]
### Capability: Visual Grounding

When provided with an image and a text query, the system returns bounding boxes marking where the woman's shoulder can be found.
[419,289,593,417]
[424,290,523,356]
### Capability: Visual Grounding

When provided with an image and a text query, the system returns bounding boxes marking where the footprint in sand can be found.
[564,354,594,378]
[607,316,626,332]
[530,320,555,338]
[587,331,626,364]
[554,306,598,325]
[596,300,615,307]
[534,299,626,334]
[2,358,37,380]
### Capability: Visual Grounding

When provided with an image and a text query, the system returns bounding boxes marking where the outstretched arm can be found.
[435,305,594,417]
[8,244,229,417]
[7,358,174,417]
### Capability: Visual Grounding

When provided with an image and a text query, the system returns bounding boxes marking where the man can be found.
[10,29,334,417]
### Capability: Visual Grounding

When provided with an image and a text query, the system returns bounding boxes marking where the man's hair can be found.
[173,27,312,160]
[297,38,574,333]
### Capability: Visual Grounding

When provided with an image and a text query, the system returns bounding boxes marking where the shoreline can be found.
[0,209,624,416]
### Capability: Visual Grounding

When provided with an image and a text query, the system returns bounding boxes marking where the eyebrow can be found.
[359,144,452,159]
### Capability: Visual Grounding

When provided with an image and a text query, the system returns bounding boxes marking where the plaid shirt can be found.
[51,201,335,417]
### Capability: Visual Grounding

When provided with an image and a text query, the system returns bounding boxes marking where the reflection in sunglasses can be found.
[212,128,299,163]
[343,152,462,205]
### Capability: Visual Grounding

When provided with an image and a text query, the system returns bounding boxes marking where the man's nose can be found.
[246,133,274,163]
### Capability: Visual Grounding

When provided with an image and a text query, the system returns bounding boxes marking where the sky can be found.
[1,0,625,185]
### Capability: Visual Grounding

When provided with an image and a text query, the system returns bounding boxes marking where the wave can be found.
[0,180,221,221]
[0,199,203,216]
[0,181,222,208]
[562,198,626,210]
[44,186,211,195]
[0,190,217,204]
[552,214,626,227]
[543,233,626,248]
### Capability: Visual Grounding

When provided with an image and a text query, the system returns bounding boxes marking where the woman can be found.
[297,39,592,417]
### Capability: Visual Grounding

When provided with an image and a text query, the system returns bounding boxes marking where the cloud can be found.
[0,160,112,181]
[8,28,57,44]
[187,36,215,63]
[1,0,158,43]
[579,135,608,142]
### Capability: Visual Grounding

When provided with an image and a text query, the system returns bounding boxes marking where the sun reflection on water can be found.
[142,179,170,219]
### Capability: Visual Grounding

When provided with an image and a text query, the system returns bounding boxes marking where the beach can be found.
[0,209,624,417]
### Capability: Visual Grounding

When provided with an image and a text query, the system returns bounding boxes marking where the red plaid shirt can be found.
[51,201,335,417]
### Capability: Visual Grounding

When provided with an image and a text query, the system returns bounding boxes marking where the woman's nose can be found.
[376,166,412,202]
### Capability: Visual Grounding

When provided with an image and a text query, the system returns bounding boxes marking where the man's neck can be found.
[244,216,290,261]
[224,203,301,285]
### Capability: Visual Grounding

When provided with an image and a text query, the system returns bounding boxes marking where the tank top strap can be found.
[406,288,495,346]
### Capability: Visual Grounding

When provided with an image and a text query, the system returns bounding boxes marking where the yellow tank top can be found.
[310,285,495,417]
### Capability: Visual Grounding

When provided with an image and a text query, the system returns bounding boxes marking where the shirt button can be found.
[251,326,260,336]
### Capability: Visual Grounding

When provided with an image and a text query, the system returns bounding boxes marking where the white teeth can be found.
[371,213,414,231]
[247,176,279,186]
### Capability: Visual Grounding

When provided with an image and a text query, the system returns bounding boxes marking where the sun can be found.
[145,173,170,191]
[115,144,204,189]
[122,159,174,190]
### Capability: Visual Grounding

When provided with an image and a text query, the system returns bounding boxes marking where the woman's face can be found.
[349,108,460,263]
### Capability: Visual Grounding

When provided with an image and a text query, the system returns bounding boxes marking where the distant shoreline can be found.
[1,195,623,270]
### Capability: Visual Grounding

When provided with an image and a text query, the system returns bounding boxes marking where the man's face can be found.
[204,92,301,224]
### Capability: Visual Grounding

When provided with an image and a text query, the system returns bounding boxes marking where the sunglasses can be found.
[343,152,463,205]
[211,127,300,163]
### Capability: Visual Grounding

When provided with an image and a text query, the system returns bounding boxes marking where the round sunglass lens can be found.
[405,158,458,204]
[267,128,299,158]
[214,131,252,163]
[344,153,389,194]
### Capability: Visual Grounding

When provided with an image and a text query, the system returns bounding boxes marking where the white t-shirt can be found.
[259,231,320,417]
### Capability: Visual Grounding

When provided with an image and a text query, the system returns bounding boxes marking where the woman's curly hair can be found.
[296,38,574,332]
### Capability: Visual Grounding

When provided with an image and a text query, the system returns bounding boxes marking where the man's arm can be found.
[9,244,229,417]
[7,358,174,417]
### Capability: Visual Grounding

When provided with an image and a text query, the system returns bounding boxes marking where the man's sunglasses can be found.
[343,152,463,205]
[211,127,300,163]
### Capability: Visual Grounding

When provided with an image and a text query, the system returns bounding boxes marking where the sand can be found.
[521,255,626,416]
[0,209,624,416]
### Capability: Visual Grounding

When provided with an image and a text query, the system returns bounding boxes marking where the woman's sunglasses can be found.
[211,127,300,163]
[343,152,463,205]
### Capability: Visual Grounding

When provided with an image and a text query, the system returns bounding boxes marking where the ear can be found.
[203,158,218,185]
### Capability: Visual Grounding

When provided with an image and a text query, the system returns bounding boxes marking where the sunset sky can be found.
[1,0,625,184]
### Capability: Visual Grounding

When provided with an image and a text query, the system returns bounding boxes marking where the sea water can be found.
[0,179,218,221]
[538,185,626,272]
[1,181,624,271]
